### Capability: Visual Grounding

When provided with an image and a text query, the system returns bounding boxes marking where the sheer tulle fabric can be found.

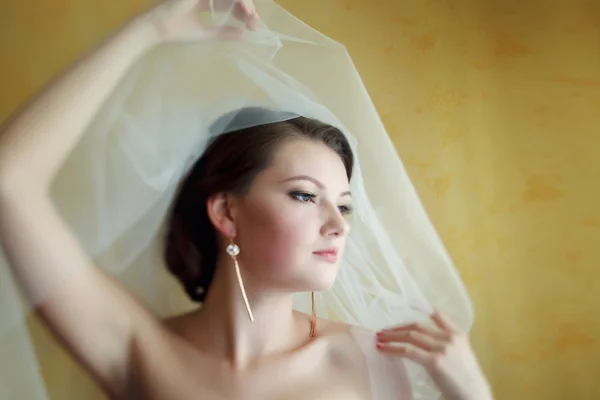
[0,1,473,398]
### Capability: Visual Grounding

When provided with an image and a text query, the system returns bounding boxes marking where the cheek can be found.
[238,198,315,269]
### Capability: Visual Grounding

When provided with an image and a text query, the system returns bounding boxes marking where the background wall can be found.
[1,0,599,399]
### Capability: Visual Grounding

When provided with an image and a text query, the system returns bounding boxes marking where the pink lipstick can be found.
[312,247,338,263]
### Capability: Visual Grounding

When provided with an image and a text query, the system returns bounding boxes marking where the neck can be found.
[195,258,310,369]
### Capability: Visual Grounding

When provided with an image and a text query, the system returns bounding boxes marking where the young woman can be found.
[0,0,493,399]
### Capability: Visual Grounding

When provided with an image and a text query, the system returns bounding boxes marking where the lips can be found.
[312,248,338,263]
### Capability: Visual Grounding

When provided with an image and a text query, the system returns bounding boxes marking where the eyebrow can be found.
[279,175,352,197]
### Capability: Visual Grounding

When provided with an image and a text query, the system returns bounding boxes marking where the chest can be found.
[127,334,372,400]
[136,375,368,400]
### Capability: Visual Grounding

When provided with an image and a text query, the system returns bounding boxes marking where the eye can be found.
[338,205,354,216]
[290,191,316,203]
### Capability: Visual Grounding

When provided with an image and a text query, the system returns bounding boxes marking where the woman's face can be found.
[232,138,352,293]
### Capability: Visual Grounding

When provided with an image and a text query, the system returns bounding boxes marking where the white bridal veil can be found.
[0,0,473,398]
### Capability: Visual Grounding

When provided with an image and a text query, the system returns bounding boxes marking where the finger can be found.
[236,0,253,14]
[381,322,416,332]
[376,342,435,365]
[204,25,245,40]
[377,330,448,352]
[246,11,259,30]
[233,1,259,30]
[199,0,248,14]
[381,322,446,339]
[431,310,460,333]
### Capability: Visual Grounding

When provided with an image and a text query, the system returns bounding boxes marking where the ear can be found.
[206,192,237,239]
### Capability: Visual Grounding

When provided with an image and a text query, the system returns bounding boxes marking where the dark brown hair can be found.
[164,107,354,302]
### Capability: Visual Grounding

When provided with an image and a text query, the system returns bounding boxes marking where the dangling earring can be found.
[309,291,317,338]
[226,240,254,322]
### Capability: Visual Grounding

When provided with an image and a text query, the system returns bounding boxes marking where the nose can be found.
[320,203,349,237]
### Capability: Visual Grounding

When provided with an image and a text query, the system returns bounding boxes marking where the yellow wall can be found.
[1,0,599,399]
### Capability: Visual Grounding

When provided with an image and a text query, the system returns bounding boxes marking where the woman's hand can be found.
[143,0,259,43]
[376,311,493,400]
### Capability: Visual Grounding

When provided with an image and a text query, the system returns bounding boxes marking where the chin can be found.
[275,258,340,292]
[301,268,339,292]
[311,279,336,292]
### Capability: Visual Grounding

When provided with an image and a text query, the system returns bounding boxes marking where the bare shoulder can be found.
[312,317,374,371]
[315,316,375,346]
[316,317,414,399]
[159,309,209,354]
[162,309,200,334]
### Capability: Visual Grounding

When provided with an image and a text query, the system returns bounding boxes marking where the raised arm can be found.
[0,9,163,398]
[0,0,257,396]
